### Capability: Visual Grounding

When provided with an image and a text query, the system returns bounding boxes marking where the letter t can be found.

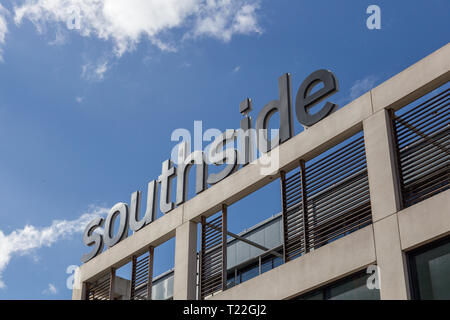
[158,159,176,214]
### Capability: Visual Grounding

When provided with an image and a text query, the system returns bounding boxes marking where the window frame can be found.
[292,269,380,300]
[407,235,450,300]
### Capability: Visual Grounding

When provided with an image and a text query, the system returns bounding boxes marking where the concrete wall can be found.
[210,226,376,300]
[73,43,450,300]
[113,277,131,300]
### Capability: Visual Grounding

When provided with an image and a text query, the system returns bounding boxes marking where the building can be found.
[73,43,450,300]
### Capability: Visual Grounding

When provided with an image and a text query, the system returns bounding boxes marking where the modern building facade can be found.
[73,43,450,300]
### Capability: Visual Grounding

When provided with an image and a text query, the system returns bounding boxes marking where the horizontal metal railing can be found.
[392,85,449,208]
[86,268,114,300]
[281,132,371,261]
[306,135,371,250]
[281,167,306,261]
[130,248,154,300]
[199,207,227,299]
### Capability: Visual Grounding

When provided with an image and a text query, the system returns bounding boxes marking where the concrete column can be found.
[71,270,85,300]
[363,107,402,222]
[173,220,198,300]
[373,214,410,299]
[72,287,83,300]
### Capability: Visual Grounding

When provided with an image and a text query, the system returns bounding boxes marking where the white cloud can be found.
[232,65,240,73]
[75,96,83,103]
[48,27,67,46]
[4,0,261,79]
[81,60,109,82]
[0,205,109,289]
[42,283,58,295]
[0,4,9,62]
[191,2,261,42]
[13,0,262,57]
[349,75,377,101]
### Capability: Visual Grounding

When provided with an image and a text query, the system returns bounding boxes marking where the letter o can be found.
[104,202,129,248]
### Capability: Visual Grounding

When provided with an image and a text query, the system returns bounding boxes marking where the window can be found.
[226,250,284,289]
[408,236,450,300]
[240,263,259,283]
[294,271,380,300]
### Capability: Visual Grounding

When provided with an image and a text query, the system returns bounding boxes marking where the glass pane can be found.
[412,241,450,300]
[227,272,235,289]
[261,259,272,274]
[297,291,324,300]
[273,256,283,268]
[152,274,174,300]
[329,273,380,300]
[240,264,259,283]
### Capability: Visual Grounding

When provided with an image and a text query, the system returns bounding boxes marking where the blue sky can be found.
[0,0,448,299]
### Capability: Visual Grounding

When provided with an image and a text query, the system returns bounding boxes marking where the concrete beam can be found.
[398,189,450,251]
[79,205,182,283]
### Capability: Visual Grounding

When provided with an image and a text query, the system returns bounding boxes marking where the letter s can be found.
[81,217,104,263]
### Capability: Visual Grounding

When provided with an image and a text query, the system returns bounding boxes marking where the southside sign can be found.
[81,69,339,263]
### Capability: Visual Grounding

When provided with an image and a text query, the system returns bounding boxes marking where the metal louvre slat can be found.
[395,97,449,134]
[86,268,115,300]
[285,191,302,204]
[306,145,366,184]
[393,84,450,209]
[396,95,449,132]
[402,169,449,207]
[401,133,449,161]
[205,221,222,234]
[401,143,449,174]
[134,261,149,273]
[399,132,449,162]
[307,161,367,195]
[309,205,371,240]
[280,131,371,263]
[307,190,369,224]
[285,201,302,212]
[311,206,371,238]
[306,174,368,214]
[397,113,449,145]
[201,268,223,281]
[204,239,222,252]
[397,112,449,141]
[307,137,364,174]
[402,153,449,183]
[202,254,223,268]
[130,248,153,300]
[398,89,449,121]
[200,206,227,299]
[396,108,449,142]
[403,166,449,193]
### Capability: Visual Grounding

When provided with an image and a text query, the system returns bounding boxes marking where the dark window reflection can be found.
[294,271,380,300]
[409,237,450,300]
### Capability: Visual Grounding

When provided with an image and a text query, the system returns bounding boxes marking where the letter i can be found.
[240,98,254,166]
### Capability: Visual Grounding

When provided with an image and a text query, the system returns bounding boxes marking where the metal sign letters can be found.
[81,69,339,263]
